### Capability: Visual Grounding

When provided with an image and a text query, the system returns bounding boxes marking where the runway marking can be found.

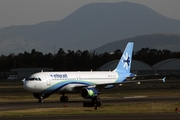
[124,96,147,98]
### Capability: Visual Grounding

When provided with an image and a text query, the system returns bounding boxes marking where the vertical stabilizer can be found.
[114,42,134,73]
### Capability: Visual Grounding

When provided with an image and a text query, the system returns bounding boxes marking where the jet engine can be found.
[80,87,99,99]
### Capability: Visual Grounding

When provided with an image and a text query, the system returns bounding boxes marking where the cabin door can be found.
[45,74,51,86]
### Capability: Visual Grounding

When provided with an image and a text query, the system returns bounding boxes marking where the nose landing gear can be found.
[33,93,50,103]
[38,96,44,103]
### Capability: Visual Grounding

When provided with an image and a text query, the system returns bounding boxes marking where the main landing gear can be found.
[60,94,69,102]
[92,96,101,109]
[83,95,101,108]
[92,96,101,106]
[91,96,100,103]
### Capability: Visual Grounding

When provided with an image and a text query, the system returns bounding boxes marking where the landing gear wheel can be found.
[64,96,68,102]
[60,96,69,102]
[91,96,102,108]
[91,96,100,102]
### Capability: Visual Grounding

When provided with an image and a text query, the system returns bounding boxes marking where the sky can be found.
[0,0,180,29]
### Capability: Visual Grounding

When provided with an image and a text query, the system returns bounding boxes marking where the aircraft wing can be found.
[126,75,166,83]
[71,76,165,92]
[96,76,165,91]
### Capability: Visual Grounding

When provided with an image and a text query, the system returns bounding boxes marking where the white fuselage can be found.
[23,71,128,94]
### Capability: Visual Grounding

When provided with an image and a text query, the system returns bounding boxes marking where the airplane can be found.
[23,42,165,103]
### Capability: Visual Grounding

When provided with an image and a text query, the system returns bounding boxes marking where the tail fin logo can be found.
[122,52,131,70]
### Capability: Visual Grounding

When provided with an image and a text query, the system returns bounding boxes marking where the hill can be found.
[0,2,180,55]
[92,34,180,53]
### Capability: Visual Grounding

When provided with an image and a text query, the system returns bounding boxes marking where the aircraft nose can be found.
[23,81,37,92]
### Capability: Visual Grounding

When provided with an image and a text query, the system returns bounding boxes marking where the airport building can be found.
[152,59,180,77]
[1,68,52,80]
[98,58,180,77]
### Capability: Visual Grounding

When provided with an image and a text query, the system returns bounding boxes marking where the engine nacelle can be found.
[80,87,99,99]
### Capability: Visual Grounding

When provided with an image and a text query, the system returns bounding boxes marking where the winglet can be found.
[162,77,166,82]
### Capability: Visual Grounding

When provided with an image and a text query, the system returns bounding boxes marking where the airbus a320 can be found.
[23,42,165,103]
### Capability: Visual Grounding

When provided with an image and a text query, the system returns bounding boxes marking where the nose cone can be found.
[23,81,39,93]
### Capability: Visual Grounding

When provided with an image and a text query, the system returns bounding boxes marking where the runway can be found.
[1,97,180,120]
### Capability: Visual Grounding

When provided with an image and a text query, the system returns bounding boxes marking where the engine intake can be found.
[81,87,99,99]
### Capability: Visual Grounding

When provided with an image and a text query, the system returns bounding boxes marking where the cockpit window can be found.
[25,77,41,81]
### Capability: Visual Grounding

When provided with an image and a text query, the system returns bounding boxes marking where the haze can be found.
[0,0,180,29]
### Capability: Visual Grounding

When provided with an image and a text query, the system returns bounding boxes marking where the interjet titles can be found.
[50,74,68,79]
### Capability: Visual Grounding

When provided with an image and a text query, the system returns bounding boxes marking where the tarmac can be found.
[1,114,180,120]
[1,97,180,120]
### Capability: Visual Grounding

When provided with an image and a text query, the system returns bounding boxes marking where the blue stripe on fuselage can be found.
[41,80,93,93]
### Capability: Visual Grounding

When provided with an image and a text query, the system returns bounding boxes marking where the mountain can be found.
[0,2,180,55]
[91,34,180,53]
